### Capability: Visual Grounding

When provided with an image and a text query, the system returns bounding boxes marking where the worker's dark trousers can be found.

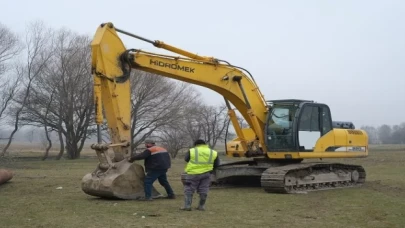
[144,168,174,199]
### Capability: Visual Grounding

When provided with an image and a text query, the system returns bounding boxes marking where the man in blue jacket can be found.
[128,139,176,201]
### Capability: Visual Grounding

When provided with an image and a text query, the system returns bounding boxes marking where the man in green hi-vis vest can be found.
[180,139,220,211]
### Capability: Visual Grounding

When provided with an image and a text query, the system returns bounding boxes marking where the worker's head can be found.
[144,138,156,148]
[194,139,206,146]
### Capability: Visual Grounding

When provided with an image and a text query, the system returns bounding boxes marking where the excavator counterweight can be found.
[82,22,369,199]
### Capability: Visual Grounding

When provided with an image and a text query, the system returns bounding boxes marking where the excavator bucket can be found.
[81,160,162,200]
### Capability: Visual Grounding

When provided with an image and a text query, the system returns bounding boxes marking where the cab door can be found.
[297,104,333,152]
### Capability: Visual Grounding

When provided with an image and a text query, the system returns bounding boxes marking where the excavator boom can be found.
[91,22,269,156]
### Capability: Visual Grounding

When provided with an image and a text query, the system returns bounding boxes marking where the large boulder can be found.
[82,160,162,199]
[0,169,13,185]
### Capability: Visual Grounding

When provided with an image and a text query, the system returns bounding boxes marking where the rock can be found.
[0,169,13,185]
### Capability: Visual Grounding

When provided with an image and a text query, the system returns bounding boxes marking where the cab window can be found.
[266,106,297,151]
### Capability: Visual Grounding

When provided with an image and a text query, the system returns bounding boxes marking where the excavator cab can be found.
[265,99,333,153]
[215,100,367,192]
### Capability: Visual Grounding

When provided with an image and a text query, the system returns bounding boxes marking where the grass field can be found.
[0,144,404,228]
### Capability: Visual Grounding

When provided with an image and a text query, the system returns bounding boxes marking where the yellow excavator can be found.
[81,22,368,199]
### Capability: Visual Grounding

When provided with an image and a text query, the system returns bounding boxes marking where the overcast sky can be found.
[2,0,404,127]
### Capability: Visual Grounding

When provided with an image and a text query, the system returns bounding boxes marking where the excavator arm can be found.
[91,22,269,160]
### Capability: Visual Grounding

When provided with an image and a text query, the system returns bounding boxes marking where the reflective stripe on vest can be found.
[193,147,213,164]
[185,146,217,175]
[148,146,168,156]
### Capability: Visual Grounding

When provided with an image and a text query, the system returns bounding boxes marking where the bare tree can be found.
[41,89,56,160]
[58,35,94,159]
[0,23,22,130]
[17,27,94,159]
[0,23,22,75]
[180,102,230,148]
[156,124,192,158]
[387,123,405,144]
[203,104,229,148]
[0,77,20,123]
[155,100,231,156]
[360,125,379,144]
[1,21,54,156]
[361,123,405,145]
[378,124,392,144]
[181,99,205,141]
[125,71,200,151]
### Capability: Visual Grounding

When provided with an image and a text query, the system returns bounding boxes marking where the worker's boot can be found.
[180,194,193,211]
[196,193,207,211]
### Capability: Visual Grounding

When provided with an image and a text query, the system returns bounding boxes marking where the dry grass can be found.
[0,145,405,228]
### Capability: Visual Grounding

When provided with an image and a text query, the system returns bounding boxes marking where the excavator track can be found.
[260,162,366,193]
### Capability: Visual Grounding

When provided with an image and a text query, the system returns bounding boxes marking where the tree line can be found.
[361,123,405,145]
[0,21,233,160]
